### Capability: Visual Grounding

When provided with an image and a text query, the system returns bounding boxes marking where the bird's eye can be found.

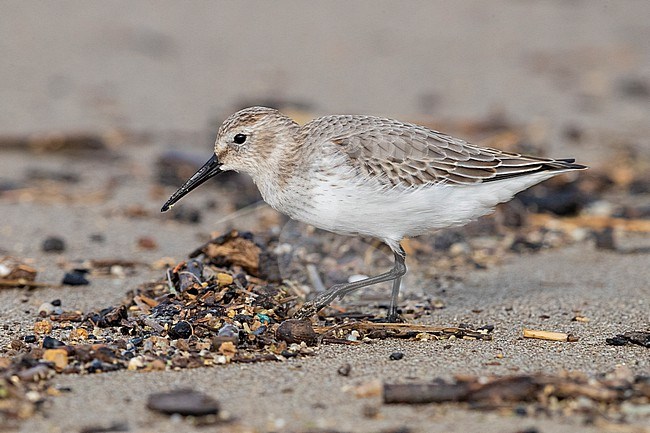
[233,134,247,145]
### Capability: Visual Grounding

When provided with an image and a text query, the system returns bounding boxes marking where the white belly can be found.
[279,170,560,247]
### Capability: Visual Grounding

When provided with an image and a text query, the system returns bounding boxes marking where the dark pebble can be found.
[606,335,628,346]
[389,352,404,361]
[275,319,318,346]
[280,349,298,358]
[62,271,90,286]
[146,389,220,416]
[24,335,37,343]
[169,321,192,339]
[42,336,65,348]
[51,299,62,307]
[42,236,66,253]
[337,363,352,376]
[514,406,528,416]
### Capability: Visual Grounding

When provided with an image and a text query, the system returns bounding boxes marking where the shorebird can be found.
[161,106,586,321]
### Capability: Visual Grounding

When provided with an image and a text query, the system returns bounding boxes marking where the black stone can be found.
[62,271,90,286]
[389,352,404,361]
[24,335,37,343]
[42,236,66,253]
[42,336,65,348]
[146,389,220,416]
[168,321,192,339]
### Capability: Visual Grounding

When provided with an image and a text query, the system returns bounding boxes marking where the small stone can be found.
[275,319,318,346]
[24,335,37,343]
[34,320,53,334]
[43,348,69,371]
[217,323,239,338]
[62,271,90,286]
[51,299,62,307]
[70,328,88,340]
[337,363,352,377]
[42,336,65,349]
[146,389,220,416]
[128,356,144,370]
[150,359,166,371]
[217,341,237,358]
[168,321,192,339]
[389,352,404,361]
[42,236,66,253]
[137,236,158,250]
[38,302,63,317]
[216,273,233,286]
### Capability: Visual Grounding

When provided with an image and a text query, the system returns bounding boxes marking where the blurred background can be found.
[2,1,648,143]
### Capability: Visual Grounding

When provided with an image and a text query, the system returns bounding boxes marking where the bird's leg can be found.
[294,246,406,321]
[386,271,404,323]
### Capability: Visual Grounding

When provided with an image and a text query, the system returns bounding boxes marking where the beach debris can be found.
[383,370,650,423]
[606,331,650,348]
[79,422,129,433]
[0,257,37,282]
[316,322,493,341]
[146,389,220,416]
[522,328,578,342]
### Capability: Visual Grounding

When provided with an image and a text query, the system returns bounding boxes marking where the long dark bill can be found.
[160,154,223,212]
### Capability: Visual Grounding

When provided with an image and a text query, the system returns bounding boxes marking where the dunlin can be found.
[161,106,586,321]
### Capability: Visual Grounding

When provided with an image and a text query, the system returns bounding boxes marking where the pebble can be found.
[38,302,63,317]
[24,335,37,343]
[275,319,318,346]
[337,363,352,377]
[34,320,53,334]
[43,348,69,371]
[146,389,220,416]
[216,273,233,286]
[169,321,192,339]
[389,352,404,361]
[62,271,90,286]
[42,236,66,253]
[42,336,65,349]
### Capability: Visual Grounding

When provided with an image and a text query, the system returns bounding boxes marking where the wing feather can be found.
[303,115,585,188]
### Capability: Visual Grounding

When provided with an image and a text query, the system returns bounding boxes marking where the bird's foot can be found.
[384,312,404,323]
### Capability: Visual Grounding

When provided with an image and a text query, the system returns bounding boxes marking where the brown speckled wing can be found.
[306,115,581,188]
